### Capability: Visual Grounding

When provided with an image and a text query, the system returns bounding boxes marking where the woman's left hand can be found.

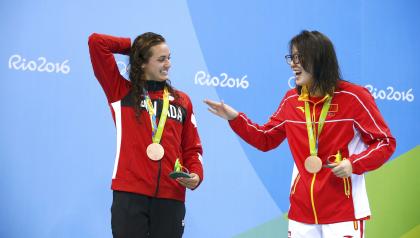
[177,173,200,190]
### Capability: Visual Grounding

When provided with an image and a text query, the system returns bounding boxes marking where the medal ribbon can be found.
[304,95,332,156]
[143,86,170,144]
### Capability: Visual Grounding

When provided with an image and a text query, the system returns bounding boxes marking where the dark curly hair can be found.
[289,30,342,96]
[129,32,177,119]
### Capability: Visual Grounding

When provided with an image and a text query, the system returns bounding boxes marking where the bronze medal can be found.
[304,155,322,173]
[146,143,164,161]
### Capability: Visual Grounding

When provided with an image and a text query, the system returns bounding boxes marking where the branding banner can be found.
[1,0,418,237]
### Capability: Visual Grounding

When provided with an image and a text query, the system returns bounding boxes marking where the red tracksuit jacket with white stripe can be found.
[88,33,203,202]
[229,81,396,224]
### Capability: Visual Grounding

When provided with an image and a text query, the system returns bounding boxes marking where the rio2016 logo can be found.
[365,84,414,102]
[194,71,249,89]
[8,54,70,74]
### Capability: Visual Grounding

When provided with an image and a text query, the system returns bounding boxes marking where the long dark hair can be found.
[129,32,177,118]
[289,30,342,96]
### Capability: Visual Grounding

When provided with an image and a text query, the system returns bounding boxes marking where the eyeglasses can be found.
[285,54,302,65]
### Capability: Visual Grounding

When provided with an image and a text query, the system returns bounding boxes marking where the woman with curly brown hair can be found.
[89,32,203,238]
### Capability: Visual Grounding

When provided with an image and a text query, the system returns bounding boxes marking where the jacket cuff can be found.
[228,112,244,129]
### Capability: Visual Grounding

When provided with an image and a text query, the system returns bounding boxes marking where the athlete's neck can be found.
[145,80,166,91]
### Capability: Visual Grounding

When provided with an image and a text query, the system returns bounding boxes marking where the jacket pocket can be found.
[291,174,301,195]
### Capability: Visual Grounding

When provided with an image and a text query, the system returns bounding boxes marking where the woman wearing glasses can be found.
[204,30,395,238]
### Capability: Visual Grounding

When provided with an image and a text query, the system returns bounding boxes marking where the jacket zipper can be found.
[310,174,319,224]
[154,160,162,196]
[309,102,319,224]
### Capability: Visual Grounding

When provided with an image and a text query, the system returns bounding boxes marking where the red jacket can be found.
[229,81,395,224]
[88,33,203,202]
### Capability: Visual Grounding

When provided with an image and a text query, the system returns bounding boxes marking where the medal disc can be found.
[304,155,322,173]
[147,143,164,161]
